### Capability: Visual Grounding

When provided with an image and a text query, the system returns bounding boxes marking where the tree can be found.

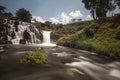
[4,12,13,19]
[0,5,6,29]
[0,5,6,14]
[45,21,52,27]
[0,5,6,24]
[82,0,116,19]
[15,8,32,22]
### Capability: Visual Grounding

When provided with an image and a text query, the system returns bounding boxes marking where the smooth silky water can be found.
[39,31,56,47]
[9,22,56,47]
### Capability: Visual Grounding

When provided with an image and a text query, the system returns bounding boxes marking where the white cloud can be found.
[50,10,83,24]
[69,10,83,18]
[50,17,61,24]
[60,12,72,24]
[32,16,45,23]
[50,12,71,24]
[86,15,92,20]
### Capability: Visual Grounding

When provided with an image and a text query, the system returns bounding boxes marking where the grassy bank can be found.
[58,14,120,60]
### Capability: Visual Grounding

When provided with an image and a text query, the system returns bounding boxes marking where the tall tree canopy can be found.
[0,5,13,20]
[0,5,6,26]
[82,0,117,19]
[15,8,32,22]
[0,5,6,14]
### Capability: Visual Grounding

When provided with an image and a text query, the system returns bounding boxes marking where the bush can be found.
[114,26,120,40]
[57,34,74,46]
[57,19,120,60]
[57,29,120,60]
[84,28,94,38]
[21,52,48,64]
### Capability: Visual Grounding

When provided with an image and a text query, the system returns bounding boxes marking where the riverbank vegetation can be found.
[58,14,120,60]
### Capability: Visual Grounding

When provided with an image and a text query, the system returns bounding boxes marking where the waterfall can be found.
[2,20,56,47]
[42,31,51,43]
[39,31,56,47]
[9,21,41,44]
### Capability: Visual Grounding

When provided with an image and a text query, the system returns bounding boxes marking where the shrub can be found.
[114,26,120,40]
[21,52,48,64]
[57,34,74,46]
[84,28,94,38]
[57,20,120,60]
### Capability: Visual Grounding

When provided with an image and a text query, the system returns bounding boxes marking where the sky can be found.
[0,0,119,24]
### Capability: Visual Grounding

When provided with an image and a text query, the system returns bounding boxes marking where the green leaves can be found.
[0,5,6,14]
[82,0,117,19]
[57,18,120,60]
[15,8,32,22]
[21,52,48,64]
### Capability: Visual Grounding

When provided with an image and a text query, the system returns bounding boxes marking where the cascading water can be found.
[43,31,51,43]
[2,20,56,47]
[39,31,56,47]
[8,21,41,44]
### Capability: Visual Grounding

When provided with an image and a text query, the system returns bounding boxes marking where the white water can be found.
[43,31,51,43]
[10,22,41,44]
[8,21,56,47]
[39,31,56,47]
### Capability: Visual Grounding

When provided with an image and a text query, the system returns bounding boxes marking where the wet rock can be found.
[19,39,26,44]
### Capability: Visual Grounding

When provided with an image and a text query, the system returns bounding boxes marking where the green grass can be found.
[21,51,48,64]
[57,15,120,60]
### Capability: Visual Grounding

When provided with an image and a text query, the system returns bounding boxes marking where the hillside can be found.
[57,14,120,60]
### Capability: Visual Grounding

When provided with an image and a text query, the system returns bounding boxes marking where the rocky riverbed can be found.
[0,45,120,80]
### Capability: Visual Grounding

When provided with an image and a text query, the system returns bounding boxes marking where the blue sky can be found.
[0,0,92,23]
[0,0,119,24]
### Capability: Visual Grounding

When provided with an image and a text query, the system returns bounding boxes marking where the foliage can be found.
[21,51,48,64]
[0,5,14,20]
[84,27,94,38]
[0,5,14,41]
[82,0,117,19]
[58,34,76,47]
[114,26,120,39]
[4,12,13,19]
[15,8,32,22]
[58,15,120,60]
[0,15,4,26]
[0,5,6,14]
[45,21,52,27]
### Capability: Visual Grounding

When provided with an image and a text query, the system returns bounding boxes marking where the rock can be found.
[19,39,26,44]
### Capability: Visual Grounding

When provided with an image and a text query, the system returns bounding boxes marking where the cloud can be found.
[69,10,83,18]
[60,12,72,24]
[85,15,92,20]
[50,17,61,24]
[50,10,83,24]
[50,12,71,24]
[32,16,45,23]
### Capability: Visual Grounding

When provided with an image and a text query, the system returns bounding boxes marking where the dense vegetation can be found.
[0,5,32,23]
[58,14,120,60]
[21,51,48,64]
[82,0,120,19]
[15,8,32,22]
